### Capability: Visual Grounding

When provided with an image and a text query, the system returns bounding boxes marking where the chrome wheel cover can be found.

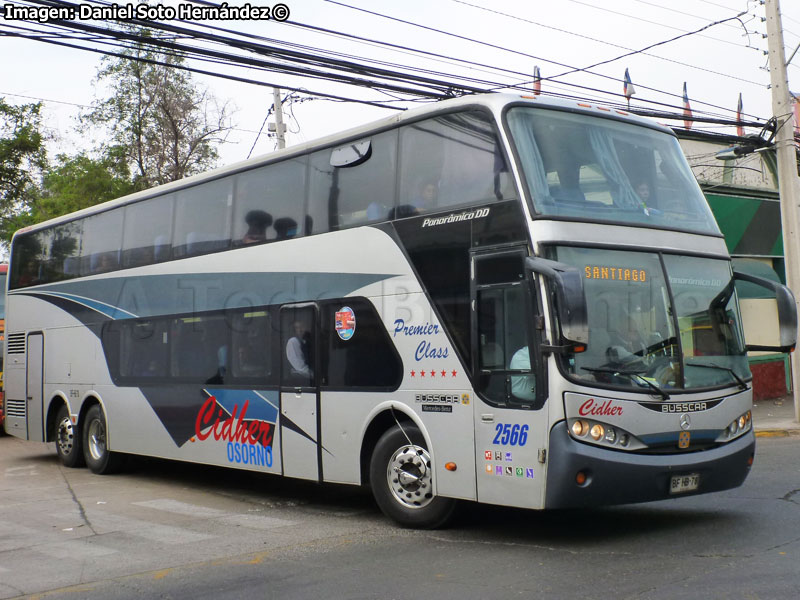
[386,443,434,509]
[56,416,75,455]
[87,417,107,461]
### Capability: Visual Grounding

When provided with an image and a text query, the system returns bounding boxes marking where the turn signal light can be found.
[445,462,457,472]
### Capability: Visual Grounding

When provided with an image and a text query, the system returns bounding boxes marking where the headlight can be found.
[721,410,752,440]
[567,419,638,449]
[572,420,589,437]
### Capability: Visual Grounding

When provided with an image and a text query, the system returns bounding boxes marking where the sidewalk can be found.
[752,394,800,437]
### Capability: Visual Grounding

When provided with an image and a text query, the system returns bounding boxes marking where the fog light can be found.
[590,424,605,441]
[572,420,589,437]
[604,428,616,443]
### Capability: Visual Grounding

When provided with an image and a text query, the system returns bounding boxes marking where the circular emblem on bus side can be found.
[680,413,691,431]
[335,306,356,341]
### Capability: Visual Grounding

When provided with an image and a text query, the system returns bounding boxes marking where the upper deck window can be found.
[506,107,719,234]
[399,111,514,214]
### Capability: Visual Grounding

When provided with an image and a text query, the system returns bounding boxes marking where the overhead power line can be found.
[0,0,772,134]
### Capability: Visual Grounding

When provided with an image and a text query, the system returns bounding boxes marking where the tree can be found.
[0,98,47,244]
[85,34,232,188]
[36,151,136,221]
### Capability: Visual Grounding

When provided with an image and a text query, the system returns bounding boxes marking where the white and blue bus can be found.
[3,94,796,528]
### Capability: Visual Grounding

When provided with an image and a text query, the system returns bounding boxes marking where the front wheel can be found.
[55,404,85,468]
[82,404,124,474]
[369,424,456,529]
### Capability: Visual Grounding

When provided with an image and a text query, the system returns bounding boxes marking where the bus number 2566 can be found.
[493,423,529,446]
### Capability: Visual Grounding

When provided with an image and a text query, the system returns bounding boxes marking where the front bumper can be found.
[544,420,755,508]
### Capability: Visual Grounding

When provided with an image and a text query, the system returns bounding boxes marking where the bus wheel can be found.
[369,424,456,529]
[55,405,85,468]
[82,404,123,475]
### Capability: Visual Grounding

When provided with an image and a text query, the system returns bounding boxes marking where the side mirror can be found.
[734,270,797,352]
[525,257,588,346]
[330,140,372,168]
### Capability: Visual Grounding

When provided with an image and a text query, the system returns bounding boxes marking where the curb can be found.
[755,429,800,438]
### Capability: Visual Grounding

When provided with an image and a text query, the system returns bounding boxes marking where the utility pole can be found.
[272,87,287,150]
[765,0,800,422]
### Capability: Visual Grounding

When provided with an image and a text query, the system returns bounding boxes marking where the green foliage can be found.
[36,152,138,221]
[0,98,47,244]
[84,31,231,188]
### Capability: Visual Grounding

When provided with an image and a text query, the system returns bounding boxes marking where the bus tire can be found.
[55,404,85,468]
[369,423,456,529]
[82,404,123,475]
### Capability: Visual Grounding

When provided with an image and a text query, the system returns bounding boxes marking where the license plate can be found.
[670,473,700,494]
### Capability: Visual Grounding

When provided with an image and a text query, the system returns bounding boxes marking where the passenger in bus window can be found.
[286,320,313,378]
[242,210,272,244]
[412,180,439,212]
[274,217,298,240]
[510,345,536,401]
[634,180,651,205]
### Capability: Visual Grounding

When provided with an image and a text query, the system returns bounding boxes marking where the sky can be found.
[1,0,800,169]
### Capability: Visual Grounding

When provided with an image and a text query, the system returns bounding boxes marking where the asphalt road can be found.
[1,433,799,599]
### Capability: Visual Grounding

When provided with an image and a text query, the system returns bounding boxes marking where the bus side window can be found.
[173,177,233,258]
[170,315,229,384]
[400,111,510,214]
[122,195,174,268]
[230,310,274,383]
[80,211,122,276]
[120,319,169,379]
[233,158,306,245]
[307,130,397,232]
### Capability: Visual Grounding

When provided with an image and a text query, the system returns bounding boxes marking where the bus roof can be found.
[11,93,672,239]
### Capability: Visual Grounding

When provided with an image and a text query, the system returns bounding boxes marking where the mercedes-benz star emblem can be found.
[680,413,691,431]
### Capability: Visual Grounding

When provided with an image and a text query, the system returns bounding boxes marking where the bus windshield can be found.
[506,107,719,234]
[553,246,749,392]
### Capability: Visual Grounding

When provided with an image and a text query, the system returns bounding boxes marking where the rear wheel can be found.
[369,424,456,529]
[55,405,84,468]
[82,404,124,474]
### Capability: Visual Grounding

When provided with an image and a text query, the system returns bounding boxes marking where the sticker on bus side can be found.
[335,306,356,340]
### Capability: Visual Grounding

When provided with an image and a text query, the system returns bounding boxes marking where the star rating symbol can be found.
[409,368,458,378]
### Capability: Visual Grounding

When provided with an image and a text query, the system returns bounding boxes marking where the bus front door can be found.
[279,304,321,482]
[472,249,549,510]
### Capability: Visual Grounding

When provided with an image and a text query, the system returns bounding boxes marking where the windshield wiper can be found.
[685,361,747,390]
[582,366,670,400]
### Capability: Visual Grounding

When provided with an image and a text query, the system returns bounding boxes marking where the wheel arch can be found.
[45,393,70,442]
[359,402,429,486]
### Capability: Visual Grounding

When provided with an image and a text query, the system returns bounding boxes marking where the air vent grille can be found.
[6,333,26,354]
[5,399,26,418]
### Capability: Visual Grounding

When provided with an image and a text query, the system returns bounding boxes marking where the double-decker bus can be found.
[3,94,796,528]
